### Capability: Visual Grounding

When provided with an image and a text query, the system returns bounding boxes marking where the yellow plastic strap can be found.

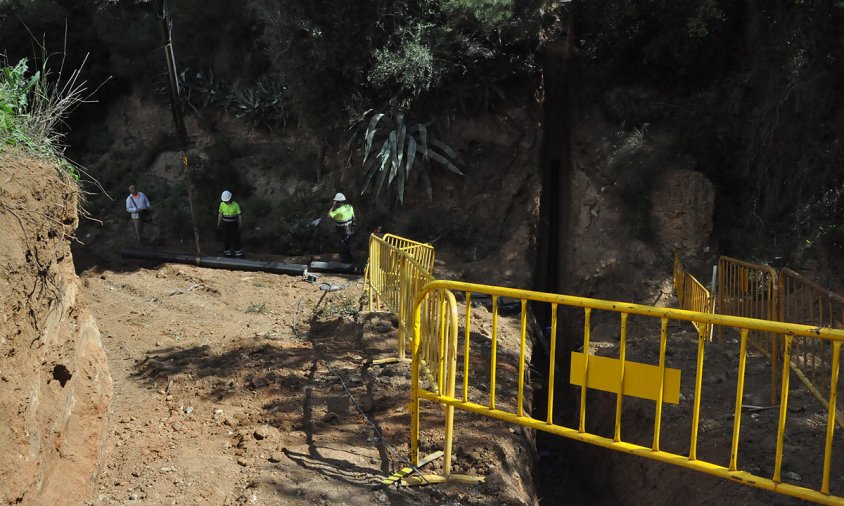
[379,451,443,486]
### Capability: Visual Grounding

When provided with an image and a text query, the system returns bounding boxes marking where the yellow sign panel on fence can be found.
[570,352,682,404]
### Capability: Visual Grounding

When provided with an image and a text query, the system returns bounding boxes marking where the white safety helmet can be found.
[221,190,232,202]
[333,193,346,202]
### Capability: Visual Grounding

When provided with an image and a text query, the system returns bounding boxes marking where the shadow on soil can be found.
[129,314,420,499]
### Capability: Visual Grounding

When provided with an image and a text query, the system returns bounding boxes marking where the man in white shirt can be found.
[126,185,152,242]
[126,185,152,219]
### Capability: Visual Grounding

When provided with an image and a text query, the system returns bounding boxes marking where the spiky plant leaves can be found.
[352,109,461,205]
[374,145,391,197]
[396,138,408,204]
[426,149,463,175]
[387,130,398,186]
[417,122,428,158]
[406,135,417,178]
[429,137,458,160]
[363,137,390,192]
[396,119,406,170]
[178,67,288,131]
[363,112,385,164]
[341,108,372,153]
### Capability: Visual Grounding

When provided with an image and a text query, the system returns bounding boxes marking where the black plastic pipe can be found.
[308,261,362,275]
[122,248,308,276]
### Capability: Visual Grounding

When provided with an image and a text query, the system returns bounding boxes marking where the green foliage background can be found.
[247,0,542,129]
[568,0,844,262]
[3,0,844,263]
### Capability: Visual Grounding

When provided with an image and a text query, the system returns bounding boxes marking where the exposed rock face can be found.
[0,150,112,505]
[649,169,715,262]
[566,119,716,304]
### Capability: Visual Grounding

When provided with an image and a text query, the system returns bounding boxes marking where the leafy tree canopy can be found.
[248,0,544,131]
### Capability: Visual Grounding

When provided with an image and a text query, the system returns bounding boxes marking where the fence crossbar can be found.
[411,279,844,504]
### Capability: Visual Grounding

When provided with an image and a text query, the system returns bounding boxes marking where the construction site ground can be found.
[78,252,535,505]
[79,252,844,506]
[4,152,843,505]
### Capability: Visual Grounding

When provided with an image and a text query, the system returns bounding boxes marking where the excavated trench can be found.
[528,36,695,505]
[529,36,604,504]
[526,40,810,504]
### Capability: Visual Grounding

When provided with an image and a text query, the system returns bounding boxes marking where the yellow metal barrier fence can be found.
[779,268,844,429]
[411,280,844,504]
[366,236,402,313]
[716,256,780,403]
[715,259,844,425]
[365,233,436,359]
[673,254,713,338]
[383,233,436,272]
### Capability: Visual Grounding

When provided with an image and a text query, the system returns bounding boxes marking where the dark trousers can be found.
[221,221,242,256]
[338,231,353,263]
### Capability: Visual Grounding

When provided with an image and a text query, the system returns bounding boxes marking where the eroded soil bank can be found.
[0,150,112,505]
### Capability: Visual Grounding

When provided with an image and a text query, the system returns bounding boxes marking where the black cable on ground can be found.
[290,286,439,493]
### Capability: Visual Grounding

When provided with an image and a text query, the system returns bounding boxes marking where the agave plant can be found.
[226,75,288,131]
[177,68,289,131]
[355,109,462,205]
[179,67,222,109]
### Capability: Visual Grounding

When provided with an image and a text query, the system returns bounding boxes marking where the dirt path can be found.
[80,259,534,505]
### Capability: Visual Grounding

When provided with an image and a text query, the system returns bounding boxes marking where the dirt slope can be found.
[0,150,112,505]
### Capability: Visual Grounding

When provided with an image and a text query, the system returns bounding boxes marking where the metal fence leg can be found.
[442,292,458,477]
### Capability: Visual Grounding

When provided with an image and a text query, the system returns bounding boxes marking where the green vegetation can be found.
[5,0,844,265]
[353,109,462,205]
[561,0,844,263]
[312,294,359,319]
[3,0,542,205]
[255,191,324,255]
[249,0,541,202]
[249,0,540,126]
[0,55,88,179]
[181,69,290,132]
[245,302,267,314]
[442,0,513,29]
[368,23,441,95]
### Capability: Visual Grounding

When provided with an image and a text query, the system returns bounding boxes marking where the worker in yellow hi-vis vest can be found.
[217,190,243,258]
[328,192,355,263]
